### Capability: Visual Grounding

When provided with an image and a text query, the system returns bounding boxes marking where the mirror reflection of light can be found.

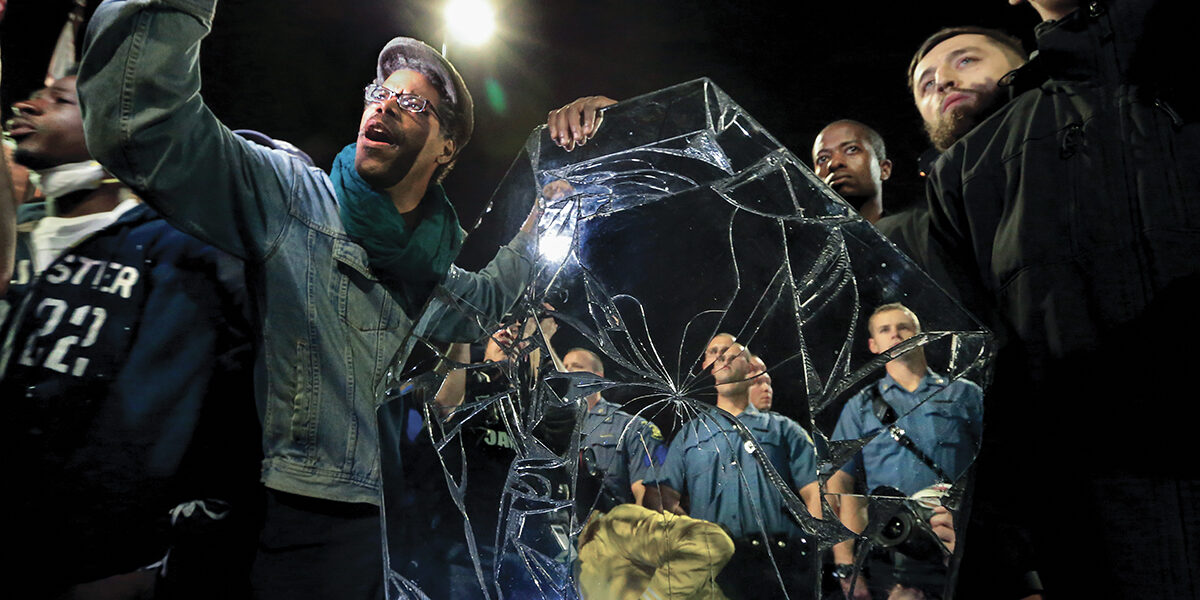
[539,233,573,264]
[444,0,496,47]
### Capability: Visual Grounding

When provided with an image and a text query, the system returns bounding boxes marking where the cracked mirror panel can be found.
[378,79,994,599]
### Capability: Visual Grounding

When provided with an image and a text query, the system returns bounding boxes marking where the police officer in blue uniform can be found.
[652,336,822,599]
[829,303,983,598]
[562,348,667,507]
[745,354,774,413]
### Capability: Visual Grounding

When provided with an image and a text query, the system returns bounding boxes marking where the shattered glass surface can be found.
[377,79,994,599]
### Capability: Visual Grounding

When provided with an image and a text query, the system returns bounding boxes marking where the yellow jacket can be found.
[577,504,734,600]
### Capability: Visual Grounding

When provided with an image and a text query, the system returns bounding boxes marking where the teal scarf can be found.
[331,143,463,317]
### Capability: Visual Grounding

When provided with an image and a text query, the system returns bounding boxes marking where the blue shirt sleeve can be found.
[781,417,818,489]
[623,415,667,484]
[831,391,868,476]
[655,422,691,491]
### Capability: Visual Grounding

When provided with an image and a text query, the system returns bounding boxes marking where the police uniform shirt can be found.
[831,371,983,495]
[581,399,667,503]
[656,407,818,539]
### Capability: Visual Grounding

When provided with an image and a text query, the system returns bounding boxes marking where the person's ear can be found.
[879,159,893,181]
[435,137,456,166]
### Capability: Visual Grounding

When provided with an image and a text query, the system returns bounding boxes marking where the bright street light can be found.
[444,0,496,50]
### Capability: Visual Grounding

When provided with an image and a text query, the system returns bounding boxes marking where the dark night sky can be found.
[1,0,1039,224]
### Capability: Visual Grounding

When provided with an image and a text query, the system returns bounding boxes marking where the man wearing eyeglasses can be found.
[76,2,536,599]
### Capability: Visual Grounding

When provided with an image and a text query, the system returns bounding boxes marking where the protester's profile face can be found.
[867,309,920,355]
[912,34,1020,151]
[563,349,604,377]
[747,358,773,411]
[811,122,891,203]
[7,76,91,170]
[355,69,452,189]
[702,333,736,371]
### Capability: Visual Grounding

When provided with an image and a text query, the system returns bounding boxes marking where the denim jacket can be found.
[79,0,535,504]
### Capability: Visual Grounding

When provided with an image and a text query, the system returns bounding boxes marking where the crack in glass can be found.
[377,79,994,600]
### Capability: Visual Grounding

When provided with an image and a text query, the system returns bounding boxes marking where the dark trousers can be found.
[250,489,384,600]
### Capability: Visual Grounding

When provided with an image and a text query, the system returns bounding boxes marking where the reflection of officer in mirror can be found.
[563,348,667,507]
[652,335,822,599]
[746,354,774,412]
[828,303,983,598]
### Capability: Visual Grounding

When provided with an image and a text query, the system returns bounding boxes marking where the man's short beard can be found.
[924,87,1003,152]
[357,151,419,190]
[356,132,422,190]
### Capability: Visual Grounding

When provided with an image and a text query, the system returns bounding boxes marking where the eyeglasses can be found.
[363,83,441,122]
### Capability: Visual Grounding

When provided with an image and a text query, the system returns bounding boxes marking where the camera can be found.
[868,484,947,562]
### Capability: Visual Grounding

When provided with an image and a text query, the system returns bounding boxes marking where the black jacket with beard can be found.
[924,1,1200,597]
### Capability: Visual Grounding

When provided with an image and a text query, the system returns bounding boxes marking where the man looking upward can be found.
[914,3,1200,596]
[909,27,1027,153]
[79,2,536,598]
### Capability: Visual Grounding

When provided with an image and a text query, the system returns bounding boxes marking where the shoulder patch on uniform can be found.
[648,422,663,441]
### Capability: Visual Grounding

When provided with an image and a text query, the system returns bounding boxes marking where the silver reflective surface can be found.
[378,79,994,600]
